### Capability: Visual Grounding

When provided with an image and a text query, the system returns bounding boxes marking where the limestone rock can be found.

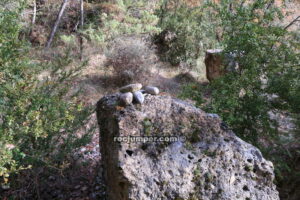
[119,92,133,106]
[96,95,279,200]
[120,83,142,93]
[144,86,159,95]
[133,91,144,104]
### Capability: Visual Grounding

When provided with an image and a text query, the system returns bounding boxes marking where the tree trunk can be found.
[29,0,37,37]
[79,0,84,60]
[204,49,225,82]
[32,0,37,25]
[46,0,69,48]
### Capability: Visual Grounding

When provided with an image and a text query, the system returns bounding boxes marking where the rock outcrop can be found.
[96,94,279,200]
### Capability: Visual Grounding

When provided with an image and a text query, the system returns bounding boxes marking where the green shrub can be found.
[83,0,161,47]
[179,83,205,107]
[156,0,219,66]
[179,0,300,195]
[206,0,299,145]
[0,1,93,187]
[106,37,158,85]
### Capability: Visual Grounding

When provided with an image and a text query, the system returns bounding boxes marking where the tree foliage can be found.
[156,0,219,66]
[0,0,93,187]
[177,0,300,194]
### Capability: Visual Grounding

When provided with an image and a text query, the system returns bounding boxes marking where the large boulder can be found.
[96,94,279,200]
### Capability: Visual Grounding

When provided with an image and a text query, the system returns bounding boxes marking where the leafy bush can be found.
[83,0,161,47]
[179,0,300,196]
[106,37,158,85]
[179,83,205,107]
[0,1,92,188]
[156,0,219,66]
[206,0,299,144]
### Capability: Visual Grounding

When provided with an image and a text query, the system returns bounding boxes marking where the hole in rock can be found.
[253,168,257,173]
[243,185,249,191]
[126,150,134,156]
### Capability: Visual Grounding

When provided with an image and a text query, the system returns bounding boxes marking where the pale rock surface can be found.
[120,83,143,93]
[144,86,159,95]
[119,92,133,106]
[133,91,144,104]
[96,94,279,200]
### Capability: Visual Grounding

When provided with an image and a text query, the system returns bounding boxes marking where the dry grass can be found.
[105,36,159,86]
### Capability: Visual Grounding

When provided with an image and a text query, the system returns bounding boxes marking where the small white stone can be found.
[133,91,144,104]
[119,92,133,105]
[144,86,159,95]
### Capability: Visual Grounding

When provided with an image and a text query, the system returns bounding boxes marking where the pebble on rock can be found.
[119,83,142,93]
[119,92,133,105]
[144,86,159,95]
[133,91,144,104]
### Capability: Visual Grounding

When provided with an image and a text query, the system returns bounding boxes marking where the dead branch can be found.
[284,16,300,30]
[46,0,69,48]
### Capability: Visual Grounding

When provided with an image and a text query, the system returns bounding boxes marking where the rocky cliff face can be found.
[96,94,279,200]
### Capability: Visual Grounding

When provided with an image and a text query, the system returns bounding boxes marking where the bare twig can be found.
[229,3,233,12]
[73,20,80,32]
[46,0,69,48]
[284,16,300,30]
[266,0,274,10]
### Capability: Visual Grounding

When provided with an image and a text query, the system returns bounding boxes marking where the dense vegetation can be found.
[175,0,300,197]
[0,0,93,191]
[0,0,299,199]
